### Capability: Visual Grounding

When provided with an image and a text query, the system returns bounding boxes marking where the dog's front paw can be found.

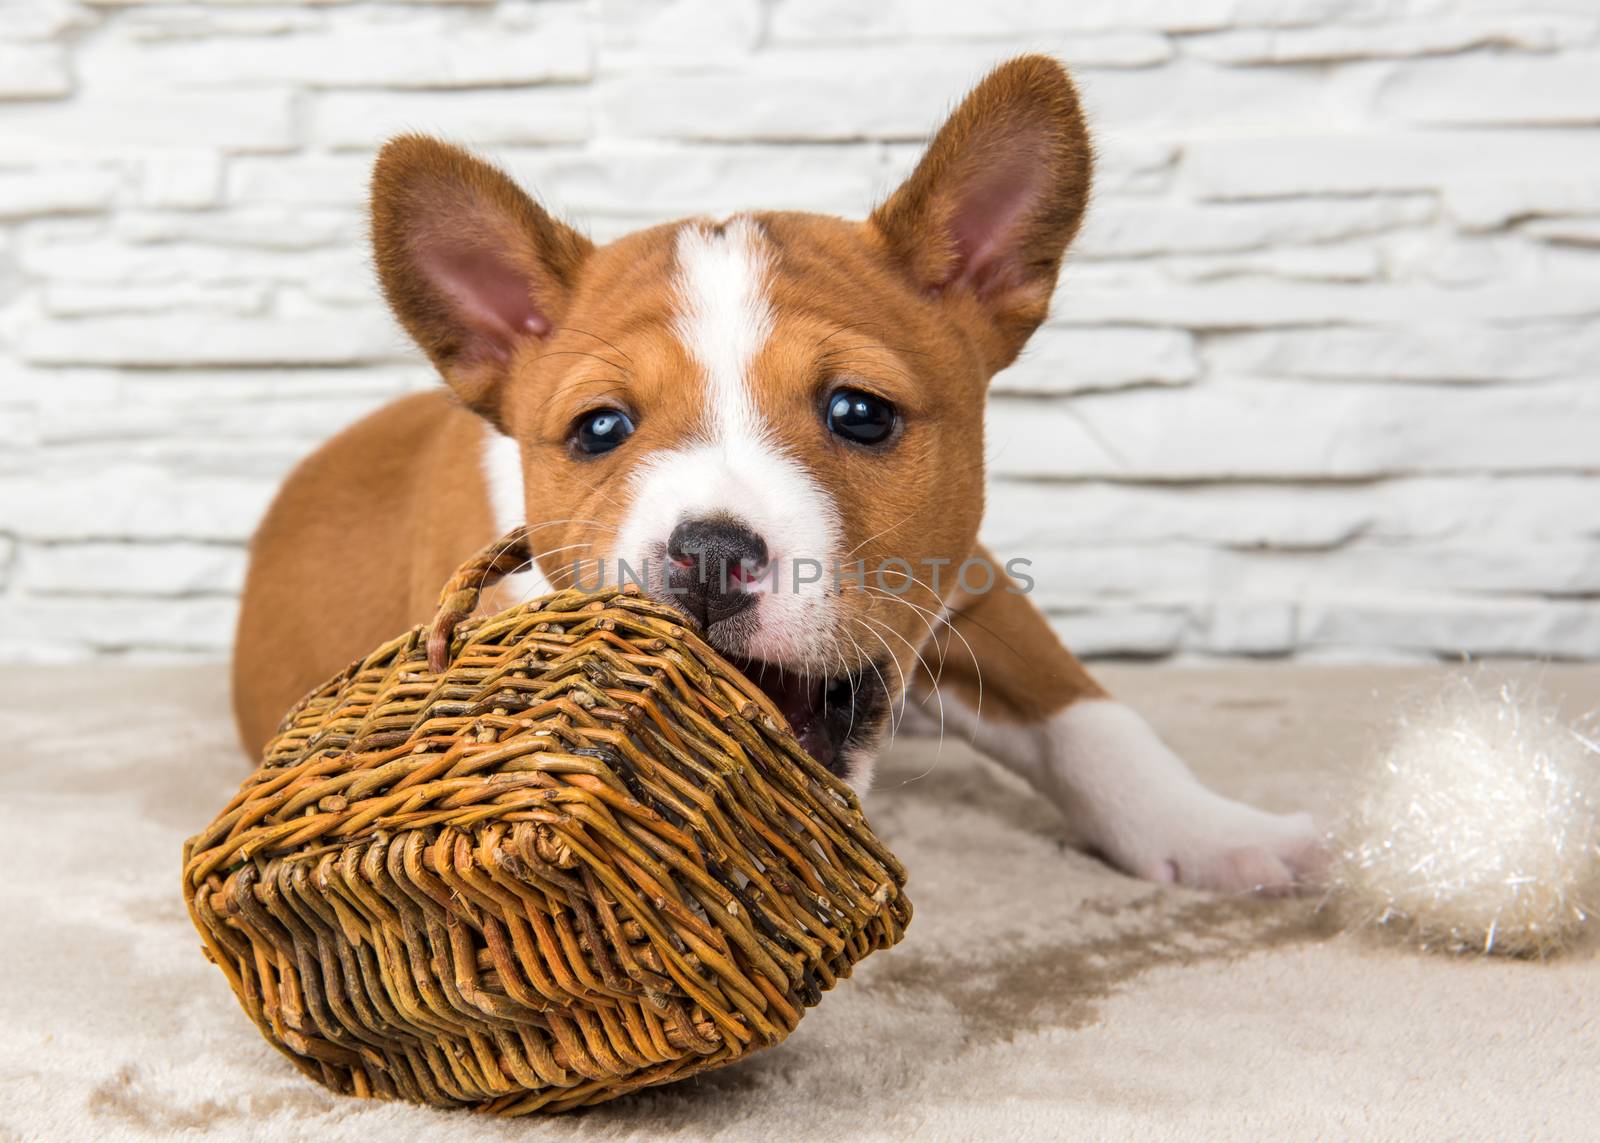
[1121,801,1323,895]
[1039,700,1325,894]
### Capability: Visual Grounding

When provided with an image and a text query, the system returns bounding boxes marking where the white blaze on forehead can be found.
[610,216,846,669]
[670,216,775,444]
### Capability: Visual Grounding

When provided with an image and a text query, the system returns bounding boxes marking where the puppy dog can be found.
[233,55,1318,892]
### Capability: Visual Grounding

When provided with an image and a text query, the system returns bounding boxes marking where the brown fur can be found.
[931,545,1108,723]
[233,55,1105,757]
[231,392,493,752]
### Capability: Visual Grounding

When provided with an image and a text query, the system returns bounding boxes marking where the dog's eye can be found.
[571,409,635,456]
[824,388,897,447]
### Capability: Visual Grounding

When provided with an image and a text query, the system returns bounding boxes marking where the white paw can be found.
[1122,801,1323,894]
[1027,700,1325,895]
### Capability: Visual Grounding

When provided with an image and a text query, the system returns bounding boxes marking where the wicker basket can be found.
[182,531,911,1115]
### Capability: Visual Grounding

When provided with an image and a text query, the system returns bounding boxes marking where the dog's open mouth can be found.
[729,657,889,779]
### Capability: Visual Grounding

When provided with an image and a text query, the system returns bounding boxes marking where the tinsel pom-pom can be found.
[1327,674,1600,957]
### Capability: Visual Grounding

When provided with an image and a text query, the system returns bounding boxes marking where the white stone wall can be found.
[3,0,1599,663]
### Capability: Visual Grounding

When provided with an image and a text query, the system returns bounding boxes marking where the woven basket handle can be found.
[428,528,531,673]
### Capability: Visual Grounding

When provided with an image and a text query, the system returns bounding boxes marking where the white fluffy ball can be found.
[1329,673,1600,957]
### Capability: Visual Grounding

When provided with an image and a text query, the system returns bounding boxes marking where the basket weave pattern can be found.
[182,538,910,1115]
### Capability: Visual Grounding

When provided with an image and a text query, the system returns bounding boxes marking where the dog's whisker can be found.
[854,568,986,725]
[553,325,637,367]
[857,611,956,784]
[850,619,905,747]
[838,510,918,563]
[854,591,950,755]
[853,584,951,681]
[855,611,938,727]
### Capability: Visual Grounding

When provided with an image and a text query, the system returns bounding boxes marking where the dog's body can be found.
[233,57,1318,891]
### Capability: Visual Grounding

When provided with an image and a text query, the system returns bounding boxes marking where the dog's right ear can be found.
[370,135,592,427]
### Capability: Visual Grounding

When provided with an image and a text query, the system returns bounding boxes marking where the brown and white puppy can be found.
[233,56,1319,892]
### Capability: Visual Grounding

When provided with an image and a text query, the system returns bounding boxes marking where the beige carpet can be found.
[2,663,1597,1142]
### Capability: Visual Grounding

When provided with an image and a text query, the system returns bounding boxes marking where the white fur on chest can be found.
[480,425,551,605]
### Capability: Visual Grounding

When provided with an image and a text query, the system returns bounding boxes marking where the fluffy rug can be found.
[3,663,1597,1141]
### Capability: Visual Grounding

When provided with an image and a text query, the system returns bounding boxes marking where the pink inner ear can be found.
[422,244,550,362]
[945,146,1048,295]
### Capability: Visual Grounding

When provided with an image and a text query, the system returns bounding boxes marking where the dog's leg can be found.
[905,545,1319,892]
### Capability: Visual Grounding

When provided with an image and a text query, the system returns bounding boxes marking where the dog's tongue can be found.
[733,660,835,771]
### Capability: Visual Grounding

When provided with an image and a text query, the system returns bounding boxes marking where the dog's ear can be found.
[871,55,1092,372]
[371,134,592,425]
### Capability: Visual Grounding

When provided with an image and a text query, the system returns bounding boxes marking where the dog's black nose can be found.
[665,517,768,628]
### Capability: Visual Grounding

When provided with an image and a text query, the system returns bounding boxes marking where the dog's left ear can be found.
[871,55,1092,372]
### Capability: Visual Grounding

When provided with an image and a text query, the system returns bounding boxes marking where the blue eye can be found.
[572,409,635,456]
[824,388,897,447]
